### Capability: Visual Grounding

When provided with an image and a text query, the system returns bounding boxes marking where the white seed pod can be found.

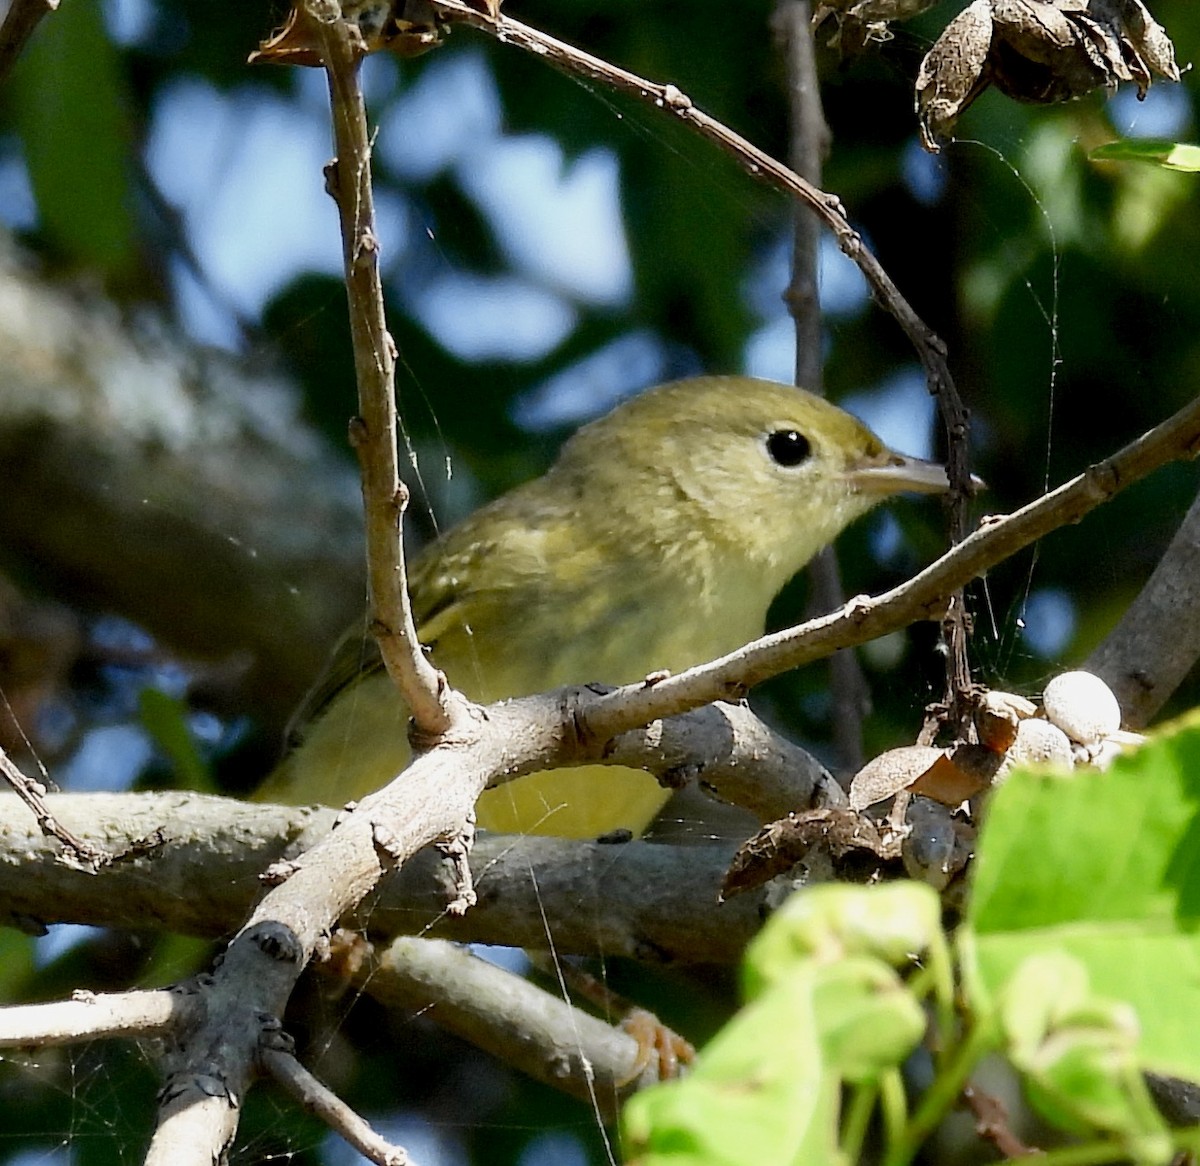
[1042,671,1122,746]
[1001,717,1075,775]
[1086,730,1148,771]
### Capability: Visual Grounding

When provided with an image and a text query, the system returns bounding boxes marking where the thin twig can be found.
[430,0,957,411]
[774,0,828,390]
[262,1045,411,1166]
[0,987,184,1047]
[773,0,868,774]
[962,1084,1039,1158]
[317,0,449,736]
[0,745,108,870]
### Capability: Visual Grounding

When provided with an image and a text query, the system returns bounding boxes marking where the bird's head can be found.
[557,375,953,585]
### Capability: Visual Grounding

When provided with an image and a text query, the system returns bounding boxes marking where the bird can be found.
[261,375,952,838]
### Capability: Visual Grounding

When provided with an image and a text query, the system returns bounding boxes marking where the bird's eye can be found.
[765,429,812,467]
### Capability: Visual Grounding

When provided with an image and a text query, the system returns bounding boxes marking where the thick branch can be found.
[366,937,653,1115]
[0,236,363,730]
[1085,487,1200,727]
[0,986,185,1047]
[0,795,765,965]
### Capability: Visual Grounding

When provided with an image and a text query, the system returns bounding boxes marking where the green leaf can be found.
[998,952,1168,1147]
[622,887,931,1165]
[1090,139,1200,172]
[961,711,1200,1084]
[10,0,137,274]
[744,881,943,999]
[138,689,215,793]
[811,958,926,1085]
[622,968,842,1166]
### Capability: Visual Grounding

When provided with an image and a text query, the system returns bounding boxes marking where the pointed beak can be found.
[844,450,974,496]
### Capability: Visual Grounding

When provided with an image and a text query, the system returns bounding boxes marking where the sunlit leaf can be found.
[961,712,1200,1084]
[1090,139,1200,172]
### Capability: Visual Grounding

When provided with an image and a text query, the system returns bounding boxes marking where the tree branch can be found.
[365,937,654,1114]
[316,0,450,736]
[0,986,185,1047]
[261,1044,411,1166]
[1085,486,1200,727]
[0,743,108,869]
[0,0,57,86]
[773,0,868,775]
[0,235,364,732]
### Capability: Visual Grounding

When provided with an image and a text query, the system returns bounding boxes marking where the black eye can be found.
[766,429,812,467]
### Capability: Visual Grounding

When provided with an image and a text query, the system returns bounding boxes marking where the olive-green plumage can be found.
[263,376,950,836]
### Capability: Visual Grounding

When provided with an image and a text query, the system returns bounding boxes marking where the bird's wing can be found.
[287,509,571,744]
[283,620,381,749]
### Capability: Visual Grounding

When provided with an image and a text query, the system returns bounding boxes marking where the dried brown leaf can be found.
[849,744,945,811]
[916,0,1180,151]
[915,0,995,152]
[974,689,1037,753]
[250,0,446,67]
[909,744,1002,805]
[721,808,892,899]
[813,0,939,54]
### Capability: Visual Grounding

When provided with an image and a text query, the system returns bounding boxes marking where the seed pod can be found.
[1042,671,1122,747]
[1002,717,1075,775]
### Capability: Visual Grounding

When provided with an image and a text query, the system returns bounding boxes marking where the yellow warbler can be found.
[263,375,950,837]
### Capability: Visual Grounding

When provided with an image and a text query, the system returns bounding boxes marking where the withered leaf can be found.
[915,0,995,152]
[916,0,1180,152]
[250,0,447,68]
[974,688,1037,753]
[849,744,945,811]
[909,744,1003,805]
[721,808,892,899]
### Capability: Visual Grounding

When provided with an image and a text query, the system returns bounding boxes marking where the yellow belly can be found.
[260,671,669,838]
[475,765,668,839]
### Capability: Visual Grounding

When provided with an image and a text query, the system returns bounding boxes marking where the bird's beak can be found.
[844,450,973,496]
